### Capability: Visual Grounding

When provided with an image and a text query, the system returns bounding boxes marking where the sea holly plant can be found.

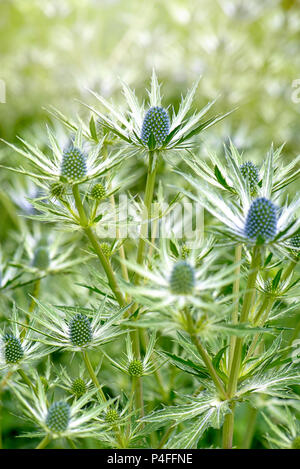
[0,72,299,450]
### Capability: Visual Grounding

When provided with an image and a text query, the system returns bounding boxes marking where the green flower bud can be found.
[3,334,24,364]
[71,378,86,398]
[90,183,107,200]
[46,401,70,433]
[128,359,144,377]
[105,408,119,424]
[100,242,111,258]
[240,161,259,194]
[50,182,66,200]
[291,436,300,449]
[170,261,195,295]
[181,245,191,260]
[69,314,93,347]
[290,234,300,257]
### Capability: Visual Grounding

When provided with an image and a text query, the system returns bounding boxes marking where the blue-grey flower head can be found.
[245,197,277,242]
[69,314,92,347]
[46,401,70,433]
[169,261,195,295]
[141,106,170,147]
[240,161,259,194]
[3,333,24,364]
[61,146,87,182]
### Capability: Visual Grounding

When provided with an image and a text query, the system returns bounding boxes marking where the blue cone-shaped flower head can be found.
[141,106,170,148]
[240,161,259,194]
[3,333,24,364]
[169,261,195,295]
[69,314,93,347]
[46,401,70,433]
[245,197,277,242]
[60,146,87,182]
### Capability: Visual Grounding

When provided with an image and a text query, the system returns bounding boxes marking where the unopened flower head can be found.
[105,408,119,424]
[3,333,24,364]
[240,161,259,194]
[46,401,70,433]
[292,436,300,449]
[61,146,87,182]
[290,233,300,256]
[50,182,66,200]
[141,106,170,148]
[90,183,107,200]
[71,378,87,398]
[69,314,93,347]
[245,197,277,242]
[169,261,195,295]
[100,242,112,258]
[128,359,144,377]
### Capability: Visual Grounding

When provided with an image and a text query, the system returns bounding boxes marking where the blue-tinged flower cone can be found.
[61,146,87,181]
[170,261,195,295]
[69,314,92,347]
[245,197,277,241]
[141,106,170,147]
[46,401,70,433]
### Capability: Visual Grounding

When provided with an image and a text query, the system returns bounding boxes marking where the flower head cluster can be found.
[240,161,259,194]
[11,373,109,440]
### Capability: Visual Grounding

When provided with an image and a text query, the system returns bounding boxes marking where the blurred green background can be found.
[0,0,300,448]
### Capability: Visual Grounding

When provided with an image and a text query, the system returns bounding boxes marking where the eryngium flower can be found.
[61,146,87,182]
[3,334,24,364]
[128,359,144,377]
[71,378,87,398]
[292,436,300,449]
[245,197,277,242]
[46,401,70,433]
[170,261,195,295]
[141,107,170,148]
[50,182,66,200]
[240,161,259,194]
[290,233,300,256]
[90,183,106,200]
[69,314,93,347]
[105,408,119,424]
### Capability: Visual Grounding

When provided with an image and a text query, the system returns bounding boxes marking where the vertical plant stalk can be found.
[223,245,261,449]
[72,184,125,308]
[29,279,41,312]
[81,350,107,402]
[130,151,158,418]
[36,433,51,449]
[229,244,242,368]
[241,406,258,449]
[184,307,227,400]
